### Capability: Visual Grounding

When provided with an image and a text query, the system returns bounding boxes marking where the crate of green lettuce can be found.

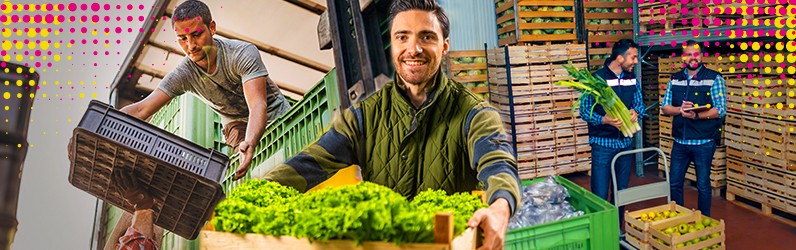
[505,175,619,250]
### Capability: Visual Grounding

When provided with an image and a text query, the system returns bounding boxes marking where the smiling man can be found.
[661,40,726,217]
[263,0,520,248]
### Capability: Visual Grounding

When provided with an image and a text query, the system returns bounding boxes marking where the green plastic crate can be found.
[222,69,339,193]
[505,176,619,250]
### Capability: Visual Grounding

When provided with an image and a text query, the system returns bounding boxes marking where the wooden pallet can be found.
[727,180,796,227]
[496,0,577,46]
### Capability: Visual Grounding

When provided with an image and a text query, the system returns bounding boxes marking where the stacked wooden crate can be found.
[642,55,660,147]
[638,0,708,33]
[445,50,490,100]
[705,1,778,28]
[724,73,796,222]
[656,56,728,195]
[487,44,589,179]
[495,0,577,46]
[583,0,633,71]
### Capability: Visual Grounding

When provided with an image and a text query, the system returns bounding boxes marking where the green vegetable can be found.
[555,63,641,137]
[212,180,486,244]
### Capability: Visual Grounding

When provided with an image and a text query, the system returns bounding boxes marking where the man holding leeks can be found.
[661,40,726,217]
[578,39,644,208]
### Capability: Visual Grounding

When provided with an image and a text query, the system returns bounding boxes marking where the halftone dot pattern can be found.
[2,1,155,147]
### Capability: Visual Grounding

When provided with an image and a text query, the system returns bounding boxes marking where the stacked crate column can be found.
[495,0,577,46]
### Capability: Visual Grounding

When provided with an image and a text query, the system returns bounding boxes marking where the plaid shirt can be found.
[117,228,158,250]
[661,66,727,145]
[580,71,645,149]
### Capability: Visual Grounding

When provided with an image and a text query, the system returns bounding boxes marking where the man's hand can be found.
[679,101,696,119]
[601,115,623,129]
[467,198,510,250]
[234,140,255,180]
[629,109,638,123]
[113,169,153,210]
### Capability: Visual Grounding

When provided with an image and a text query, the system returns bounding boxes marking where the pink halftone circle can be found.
[80,16,88,23]
[104,16,110,22]
[47,63,51,68]
[22,4,28,11]
[116,16,121,21]
[139,4,145,10]
[91,15,99,23]
[115,27,122,33]
[34,62,40,68]
[80,4,88,11]
[116,5,121,10]
[80,27,87,33]
[0,62,6,68]
[68,16,75,22]
[127,4,133,10]
[139,16,145,22]
[0,16,6,23]
[22,15,30,23]
[127,16,133,22]
[69,28,75,33]
[91,3,100,12]
[92,39,98,44]
[104,4,111,11]
[103,28,109,33]
[45,14,54,23]
[81,39,86,44]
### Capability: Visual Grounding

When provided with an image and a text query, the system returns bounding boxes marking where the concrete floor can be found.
[562,166,796,250]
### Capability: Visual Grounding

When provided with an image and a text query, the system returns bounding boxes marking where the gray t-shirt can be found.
[157,37,290,127]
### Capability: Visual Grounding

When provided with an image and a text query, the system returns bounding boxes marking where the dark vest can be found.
[669,67,724,141]
[587,67,638,139]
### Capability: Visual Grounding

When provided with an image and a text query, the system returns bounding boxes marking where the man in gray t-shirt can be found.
[119,0,290,180]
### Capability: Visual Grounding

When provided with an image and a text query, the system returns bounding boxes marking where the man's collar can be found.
[394,69,442,93]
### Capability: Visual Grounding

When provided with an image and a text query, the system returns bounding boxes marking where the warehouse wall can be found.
[437,0,499,51]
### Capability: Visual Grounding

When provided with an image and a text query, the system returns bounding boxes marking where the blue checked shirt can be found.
[580,71,646,149]
[661,66,727,145]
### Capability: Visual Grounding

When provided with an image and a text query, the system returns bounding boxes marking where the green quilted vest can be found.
[355,72,484,198]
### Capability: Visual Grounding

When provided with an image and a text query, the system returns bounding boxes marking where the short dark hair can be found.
[388,0,450,39]
[172,0,212,27]
[605,39,638,66]
[682,40,707,53]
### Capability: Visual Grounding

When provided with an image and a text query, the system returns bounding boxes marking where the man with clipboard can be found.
[661,40,727,216]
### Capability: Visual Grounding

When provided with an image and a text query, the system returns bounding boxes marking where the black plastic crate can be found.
[69,128,225,240]
[0,62,39,144]
[70,100,230,239]
[77,100,227,181]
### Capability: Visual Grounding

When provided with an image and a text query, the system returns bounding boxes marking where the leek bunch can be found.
[555,63,640,137]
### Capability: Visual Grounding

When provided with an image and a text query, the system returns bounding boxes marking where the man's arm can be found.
[233,76,271,180]
[579,93,604,126]
[119,89,173,120]
[263,106,363,192]
[463,103,521,250]
[661,80,682,116]
[633,79,645,120]
[695,75,726,120]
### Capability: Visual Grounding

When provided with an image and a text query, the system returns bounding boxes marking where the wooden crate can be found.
[495,0,577,46]
[659,146,727,189]
[200,212,477,250]
[487,43,586,66]
[583,1,633,44]
[587,47,611,71]
[491,91,581,116]
[658,114,672,139]
[517,144,591,179]
[647,211,726,250]
[446,50,489,95]
[488,62,587,95]
[512,125,588,151]
[500,110,588,133]
[624,202,695,248]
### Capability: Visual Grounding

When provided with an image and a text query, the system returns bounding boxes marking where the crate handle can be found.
[204,148,214,169]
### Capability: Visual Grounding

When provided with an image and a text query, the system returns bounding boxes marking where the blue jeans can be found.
[590,144,633,206]
[669,141,716,216]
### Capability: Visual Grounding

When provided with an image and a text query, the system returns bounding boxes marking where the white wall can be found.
[10,1,155,249]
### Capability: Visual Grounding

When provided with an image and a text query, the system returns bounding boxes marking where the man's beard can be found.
[686,62,702,71]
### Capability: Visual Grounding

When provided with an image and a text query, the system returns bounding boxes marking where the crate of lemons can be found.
[624,202,695,249]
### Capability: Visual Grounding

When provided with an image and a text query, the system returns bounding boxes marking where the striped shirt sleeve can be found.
[633,80,645,119]
[263,106,362,192]
[464,102,522,216]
